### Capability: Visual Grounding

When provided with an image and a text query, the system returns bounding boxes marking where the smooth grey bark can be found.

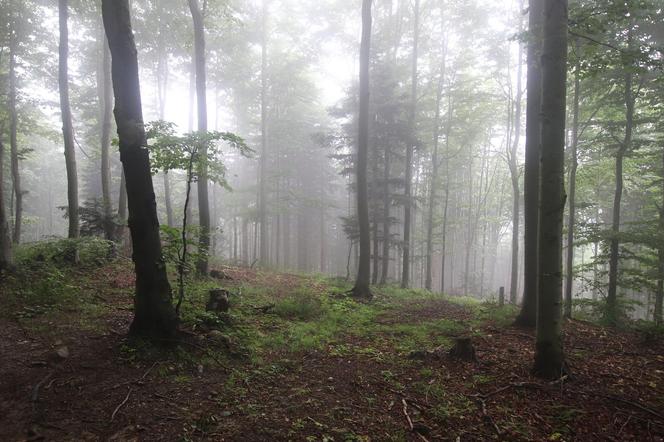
[508,30,524,305]
[401,0,419,289]
[259,0,269,266]
[100,34,115,240]
[9,32,21,244]
[102,0,177,339]
[657,145,664,326]
[351,0,373,299]
[533,0,568,380]
[0,137,12,269]
[564,41,581,319]
[606,50,634,324]
[188,0,211,275]
[515,0,543,327]
[59,0,79,241]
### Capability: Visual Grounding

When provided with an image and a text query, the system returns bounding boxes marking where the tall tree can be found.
[401,0,419,288]
[8,18,21,244]
[259,0,269,266]
[515,0,543,327]
[564,39,581,319]
[58,0,79,241]
[188,0,211,275]
[351,0,373,299]
[0,137,11,270]
[102,0,177,339]
[508,12,524,305]
[533,0,568,379]
[100,33,115,240]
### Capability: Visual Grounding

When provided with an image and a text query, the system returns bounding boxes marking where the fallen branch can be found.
[31,372,54,402]
[575,390,664,422]
[111,388,133,421]
[402,399,431,442]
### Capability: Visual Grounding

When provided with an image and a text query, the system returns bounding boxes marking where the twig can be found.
[402,398,414,431]
[140,362,158,380]
[31,372,54,402]
[618,414,633,436]
[111,388,133,421]
[576,390,664,422]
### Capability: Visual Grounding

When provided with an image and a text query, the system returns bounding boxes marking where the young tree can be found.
[351,0,373,299]
[100,37,115,241]
[101,0,177,339]
[259,0,269,267]
[515,0,543,327]
[58,0,79,241]
[401,0,419,289]
[188,0,211,275]
[533,0,568,379]
[0,137,11,270]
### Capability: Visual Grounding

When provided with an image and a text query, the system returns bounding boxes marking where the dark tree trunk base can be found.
[448,337,477,362]
[349,283,372,300]
[532,341,569,380]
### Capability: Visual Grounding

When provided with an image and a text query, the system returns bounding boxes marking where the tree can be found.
[8,14,21,244]
[564,39,581,319]
[58,0,79,241]
[101,0,177,339]
[515,0,543,327]
[401,0,419,289]
[188,0,211,275]
[533,0,568,379]
[351,0,373,300]
[100,37,115,241]
[259,0,269,267]
[0,137,11,270]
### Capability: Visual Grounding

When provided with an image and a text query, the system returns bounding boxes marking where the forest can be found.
[0,0,663,440]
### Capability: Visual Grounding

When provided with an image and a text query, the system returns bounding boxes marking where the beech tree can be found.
[533,0,567,379]
[58,0,79,241]
[101,0,177,339]
[351,0,373,300]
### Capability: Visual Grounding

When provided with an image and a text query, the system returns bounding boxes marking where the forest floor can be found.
[1,251,664,441]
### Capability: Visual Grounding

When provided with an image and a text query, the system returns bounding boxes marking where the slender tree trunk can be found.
[509,30,524,304]
[533,0,568,380]
[188,0,210,275]
[564,41,581,319]
[515,0,543,327]
[0,137,12,269]
[100,34,115,240]
[9,32,21,244]
[352,0,373,299]
[380,148,390,285]
[102,0,177,339]
[259,0,269,267]
[401,0,419,289]
[156,10,174,229]
[59,0,79,241]
[426,26,446,292]
[606,68,634,325]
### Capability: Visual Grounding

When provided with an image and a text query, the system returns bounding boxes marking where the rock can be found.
[55,346,70,359]
[210,269,233,280]
[206,289,230,313]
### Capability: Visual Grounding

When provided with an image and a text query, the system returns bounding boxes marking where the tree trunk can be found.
[100,33,115,240]
[188,0,210,275]
[259,0,269,267]
[380,147,390,285]
[426,18,446,292]
[515,0,543,327]
[509,26,524,304]
[606,68,634,325]
[351,0,373,299]
[401,0,419,289]
[102,0,177,339]
[59,0,79,241]
[9,33,21,244]
[0,137,12,269]
[564,40,581,319]
[532,0,567,380]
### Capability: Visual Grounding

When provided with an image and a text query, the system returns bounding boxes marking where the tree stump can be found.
[448,337,477,362]
[206,289,230,313]
[210,269,232,281]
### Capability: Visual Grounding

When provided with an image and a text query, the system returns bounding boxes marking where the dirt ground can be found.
[1,264,663,441]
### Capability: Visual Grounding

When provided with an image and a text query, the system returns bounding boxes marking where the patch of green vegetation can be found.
[273,290,326,321]
[473,302,519,327]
